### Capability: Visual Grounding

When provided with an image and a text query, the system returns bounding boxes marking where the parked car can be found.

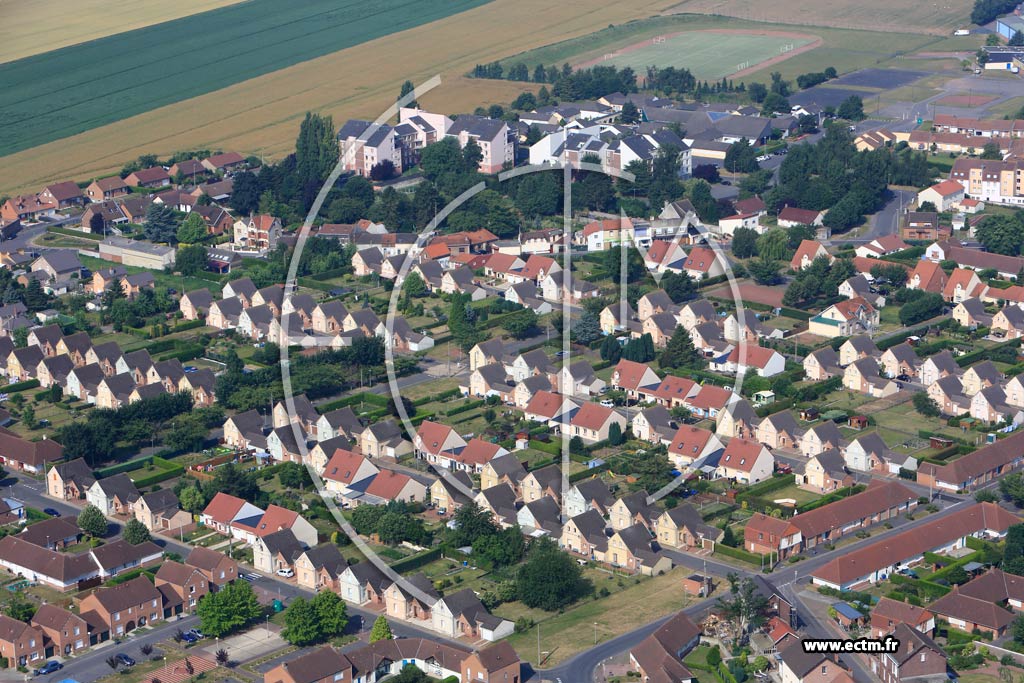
[189,628,205,639]
[34,661,63,676]
[599,399,615,408]
[181,631,199,644]
[42,508,61,517]
[276,568,295,578]
[116,654,136,667]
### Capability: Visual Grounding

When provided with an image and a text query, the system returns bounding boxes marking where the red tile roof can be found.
[201,492,247,525]
[365,469,413,499]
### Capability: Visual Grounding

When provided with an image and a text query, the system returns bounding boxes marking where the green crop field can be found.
[595,31,815,80]
[0,0,494,157]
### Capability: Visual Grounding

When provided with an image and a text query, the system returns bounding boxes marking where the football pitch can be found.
[588,31,817,81]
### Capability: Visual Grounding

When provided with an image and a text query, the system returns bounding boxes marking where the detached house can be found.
[718,438,773,484]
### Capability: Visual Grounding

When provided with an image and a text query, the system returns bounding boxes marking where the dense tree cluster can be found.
[515,537,592,610]
[972,0,1017,25]
[898,290,944,326]
[350,501,431,545]
[782,256,854,306]
[977,213,1024,256]
[282,591,348,646]
[796,67,837,90]
[215,336,398,410]
[56,392,195,466]
[197,580,263,638]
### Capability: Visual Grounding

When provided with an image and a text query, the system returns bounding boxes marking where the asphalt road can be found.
[6,476,459,683]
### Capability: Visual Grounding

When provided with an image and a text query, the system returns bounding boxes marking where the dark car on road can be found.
[34,661,63,676]
[43,508,61,517]
[116,654,136,667]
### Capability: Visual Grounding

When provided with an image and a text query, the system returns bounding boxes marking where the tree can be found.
[1001,474,1024,508]
[660,325,702,370]
[370,615,394,643]
[837,95,865,121]
[912,392,941,418]
[215,649,230,666]
[747,258,782,286]
[504,308,539,340]
[689,180,719,223]
[977,214,1024,256]
[144,203,179,243]
[177,213,208,244]
[600,335,622,363]
[1013,31,1024,47]
[622,334,656,363]
[370,160,398,181]
[230,171,260,215]
[312,590,348,639]
[572,311,602,345]
[398,80,418,108]
[123,518,151,545]
[899,292,944,326]
[716,574,769,644]
[724,139,759,173]
[620,101,640,124]
[78,504,107,537]
[870,262,908,287]
[402,272,427,299]
[448,502,500,547]
[20,403,35,430]
[278,461,312,490]
[761,92,790,117]
[516,537,592,610]
[179,485,206,513]
[692,164,721,184]
[197,580,262,637]
[732,227,759,259]
[89,211,106,234]
[975,489,1000,503]
[755,229,788,262]
[981,141,1003,160]
[663,271,697,303]
[295,112,339,192]
[391,665,428,683]
[5,592,36,622]
[176,244,207,276]
[608,421,624,446]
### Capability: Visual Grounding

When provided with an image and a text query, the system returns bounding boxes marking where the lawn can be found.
[4,398,87,438]
[0,0,499,157]
[501,567,713,666]
[760,483,822,506]
[596,31,817,81]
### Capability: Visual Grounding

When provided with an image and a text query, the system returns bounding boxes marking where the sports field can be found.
[0,0,495,157]
[583,30,817,81]
[0,0,247,64]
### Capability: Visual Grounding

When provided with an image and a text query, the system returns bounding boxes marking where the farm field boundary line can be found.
[0,0,249,64]
[0,0,666,196]
[0,0,496,157]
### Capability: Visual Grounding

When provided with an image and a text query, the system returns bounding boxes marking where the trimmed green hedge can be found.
[888,574,951,599]
[95,456,154,479]
[49,226,103,241]
[316,392,388,414]
[796,485,866,513]
[3,379,40,393]
[738,474,794,500]
[390,547,442,573]
[713,544,762,566]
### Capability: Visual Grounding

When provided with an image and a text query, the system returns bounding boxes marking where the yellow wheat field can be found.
[0,0,670,195]
[664,0,972,35]
[0,0,248,64]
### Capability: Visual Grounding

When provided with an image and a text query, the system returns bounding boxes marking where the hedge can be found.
[173,319,207,333]
[445,400,484,417]
[796,485,866,513]
[738,474,794,500]
[95,456,154,479]
[569,463,610,482]
[3,379,40,393]
[877,318,952,351]
[316,392,388,413]
[713,544,762,566]
[48,226,103,241]
[390,547,442,573]
[778,307,811,321]
[144,339,177,355]
[888,574,951,599]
